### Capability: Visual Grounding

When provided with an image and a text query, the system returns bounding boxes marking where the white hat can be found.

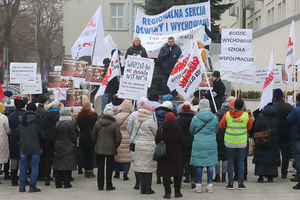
[103,105,113,116]
[199,99,210,111]
[162,101,173,110]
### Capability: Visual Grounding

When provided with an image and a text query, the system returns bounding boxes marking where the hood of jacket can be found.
[216,103,231,119]
[178,111,194,119]
[20,111,39,125]
[228,109,244,118]
[155,106,172,113]
[136,108,153,122]
[117,99,133,114]
[195,109,215,123]
[162,94,173,102]
[99,114,116,126]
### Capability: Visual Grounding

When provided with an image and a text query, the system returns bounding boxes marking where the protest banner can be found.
[22,74,42,95]
[60,78,74,88]
[139,26,204,58]
[54,66,62,72]
[61,59,87,84]
[66,89,83,107]
[48,71,61,88]
[93,34,117,66]
[198,72,213,90]
[118,78,148,100]
[284,20,295,84]
[10,62,37,84]
[134,2,211,46]
[255,65,283,85]
[219,29,254,72]
[226,70,255,84]
[53,88,67,101]
[71,5,105,63]
[124,56,155,87]
[85,67,105,85]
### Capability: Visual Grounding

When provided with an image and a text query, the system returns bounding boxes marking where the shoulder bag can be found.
[153,128,167,161]
[253,116,272,146]
[129,121,143,152]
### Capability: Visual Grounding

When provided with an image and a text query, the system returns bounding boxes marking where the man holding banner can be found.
[158,37,182,94]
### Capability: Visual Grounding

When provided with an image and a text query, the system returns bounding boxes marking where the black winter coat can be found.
[8,108,26,159]
[158,44,182,75]
[176,111,194,163]
[273,100,293,142]
[155,121,184,177]
[53,120,77,171]
[155,107,172,128]
[77,111,98,148]
[125,45,148,59]
[17,111,45,155]
[36,104,46,118]
[252,103,281,166]
[215,103,231,160]
[44,111,60,146]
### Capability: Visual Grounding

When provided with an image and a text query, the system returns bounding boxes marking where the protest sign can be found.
[219,29,254,72]
[198,72,213,90]
[226,70,255,84]
[124,56,155,87]
[10,62,37,84]
[48,71,61,88]
[86,67,105,85]
[54,66,62,72]
[134,2,211,45]
[53,88,67,101]
[255,65,282,85]
[118,78,148,100]
[60,78,74,88]
[284,20,295,84]
[139,26,204,58]
[66,89,83,107]
[22,74,42,95]
[61,59,87,84]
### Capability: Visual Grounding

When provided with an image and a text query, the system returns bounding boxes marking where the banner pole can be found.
[294,66,297,106]
[20,83,23,99]
[235,72,238,98]
[202,65,217,112]
[238,83,242,98]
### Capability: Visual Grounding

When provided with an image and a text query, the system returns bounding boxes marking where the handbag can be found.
[153,128,167,161]
[129,122,143,152]
[253,117,272,146]
[248,138,255,156]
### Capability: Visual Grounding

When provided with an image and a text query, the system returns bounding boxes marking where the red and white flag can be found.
[167,41,193,92]
[94,49,121,99]
[259,48,274,110]
[285,20,295,84]
[0,82,4,100]
[71,5,105,62]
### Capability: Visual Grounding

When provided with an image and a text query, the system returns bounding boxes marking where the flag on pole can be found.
[94,49,121,100]
[167,41,193,92]
[259,48,274,110]
[284,20,295,84]
[0,82,4,100]
[71,5,105,61]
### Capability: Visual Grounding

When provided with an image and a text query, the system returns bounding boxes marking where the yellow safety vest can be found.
[224,112,249,147]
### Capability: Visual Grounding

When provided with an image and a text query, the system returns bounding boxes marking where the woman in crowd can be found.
[53,119,78,189]
[134,102,157,194]
[252,103,281,183]
[0,103,10,184]
[190,99,219,193]
[176,102,195,188]
[156,112,184,199]
[114,100,134,180]
[125,37,148,59]
[76,96,98,178]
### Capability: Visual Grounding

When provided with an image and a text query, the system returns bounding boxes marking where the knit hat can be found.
[226,96,236,103]
[199,99,210,111]
[103,58,111,65]
[0,103,5,114]
[212,70,220,78]
[273,88,284,101]
[162,101,173,110]
[140,101,152,112]
[165,112,176,122]
[38,95,48,104]
[103,105,113,116]
[234,98,244,110]
[4,91,13,97]
[14,98,25,109]
[136,96,149,109]
[27,102,37,112]
[182,104,191,112]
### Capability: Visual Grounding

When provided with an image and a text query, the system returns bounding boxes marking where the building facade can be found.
[63,0,145,56]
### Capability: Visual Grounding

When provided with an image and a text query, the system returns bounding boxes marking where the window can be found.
[267,7,274,25]
[278,3,282,21]
[247,21,253,29]
[132,4,143,29]
[282,0,286,18]
[111,4,124,29]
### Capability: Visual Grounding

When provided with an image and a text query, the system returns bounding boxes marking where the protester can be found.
[214,96,236,183]
[155,101,173,128]
[114,100,133,180]
[76,96,98,178]
[204,24,226,43]
[127,97,149,190]
[133,102,157,194]
[163,94,178,113]
[148,92,162,111]
[219,98,253,190]
[17,103,45,192]
[251,102,281,183]
[190,99,218,193]
[287,93,300,189]
[176,102,195,188]
[53,120,77,189]
[272,89,293,178]
[106,95,124,116]
[0,103,10,184]
[3,91,15,116]
[42,80,50,100]
[92,105,122,191]
[125,37,148,59]
[156,112,184,199]
[8,97,26,186]
[158,37,182,94]
[36,95,48,118]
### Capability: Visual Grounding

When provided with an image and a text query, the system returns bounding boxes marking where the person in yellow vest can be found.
[219,98,253,190]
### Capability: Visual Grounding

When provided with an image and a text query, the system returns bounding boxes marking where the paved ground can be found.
[0,157,299,200]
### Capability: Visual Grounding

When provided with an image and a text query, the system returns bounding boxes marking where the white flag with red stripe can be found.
[259,48,274,110]
[285,20,295,84]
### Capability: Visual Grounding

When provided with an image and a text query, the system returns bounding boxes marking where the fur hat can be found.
[162,101,173,110]
[0,103,5,114]
[165,112,176,122]
[103,105,113,116]
[199,99,210,111]
[140,101,152,112]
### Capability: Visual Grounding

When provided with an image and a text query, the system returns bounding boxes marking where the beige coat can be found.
[0,113,10,164]
[133,109,157,173]
[115,100,133,163]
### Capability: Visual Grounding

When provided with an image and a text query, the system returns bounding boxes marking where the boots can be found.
[221,173,226,182]
[156,175,162,184]
[123,174,129,181]
[191,179,196,189]
[145,173,154,194]
[213,173,220,182]
[114,171,120,179]
[45,176,50,186]
[134,172,140,190]
[11,170,18,186]
[140,173,146,194]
